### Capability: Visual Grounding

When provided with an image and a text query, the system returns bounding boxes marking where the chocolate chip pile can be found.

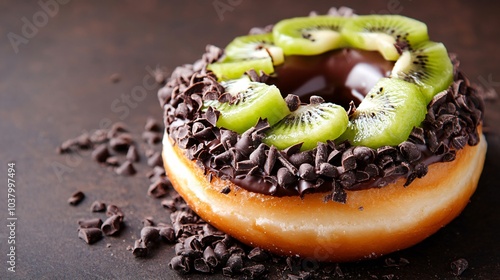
[76,203,125,244]
[157,45,484,201]
[57,119,164,175]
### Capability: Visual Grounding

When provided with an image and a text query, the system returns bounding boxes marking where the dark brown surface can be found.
[1,0,499,279]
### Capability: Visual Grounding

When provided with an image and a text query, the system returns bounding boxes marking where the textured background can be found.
[1,0,499,279]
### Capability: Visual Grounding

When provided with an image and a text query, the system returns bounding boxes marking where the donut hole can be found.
[267,49,395,110]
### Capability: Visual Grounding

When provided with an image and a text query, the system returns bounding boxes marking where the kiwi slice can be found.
[273,16,348,55]
[340,78,427,148]
[225,33,285,65]
[342,15,429,61]
[264,100,348,151]
[391,41,453,103]
[203,77,290,134]
[207,57,274,81]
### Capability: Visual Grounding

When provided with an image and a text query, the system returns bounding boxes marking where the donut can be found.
[159,11,487,261]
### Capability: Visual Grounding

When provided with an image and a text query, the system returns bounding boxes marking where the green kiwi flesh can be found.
[391,41,453,102]
[203,78,290,134]
[342,15,429,61]
[272,16,348,55]
[339,78,427,148]
[224,33,285,65]
[207,57,274,81]
[264,102,348,151]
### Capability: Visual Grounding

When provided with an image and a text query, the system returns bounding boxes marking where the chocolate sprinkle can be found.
[132,239,148,257]
[126,145,139,162]
[90,201,106,212]
[148,178,171,198]
[450,258,469,276]
[78,228,102,244]
[159,225,176,243]
[106,204,124,217]
[68,191,85,206]
[91,144,110,163]
[115,161,136,176]
[101,214,123,236]
[140,226,160,246]
[78,218,103,229]
[285,94,301,111]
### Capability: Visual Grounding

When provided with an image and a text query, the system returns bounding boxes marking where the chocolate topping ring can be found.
[159,42,484,201]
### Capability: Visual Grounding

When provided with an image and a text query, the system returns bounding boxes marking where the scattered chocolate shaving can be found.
[78,218,103,229]
[126,145,139,162]
[68,191,85,206]
[109,134,133,152]
[450,258,468,276]
[203,246,218,267]
[109,73,121,83]
[91,144,110,163]
[133,239,148,257]
[384,257,410,267]
[248,247,269,261]
[194,258,211,273]
[224,254,243,275]
[115,161,136,176]
[242,264,266,278]
[159,225,176,243]
[140,226,160,246]
[169,255,190,274]
[90,201,106,212]
[142,217,155,227]
[106,204,124,217]
[76,133,92,149]
[101,214,123,236]
[148,178,171,198]
[78,228,102,244]
[105,156,120,166]
[161,198,177,211]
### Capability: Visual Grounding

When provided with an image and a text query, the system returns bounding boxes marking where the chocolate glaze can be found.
[268,49,394,108]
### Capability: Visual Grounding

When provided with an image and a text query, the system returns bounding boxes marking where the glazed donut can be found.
[162,130,486,261]
[159,11,487,262]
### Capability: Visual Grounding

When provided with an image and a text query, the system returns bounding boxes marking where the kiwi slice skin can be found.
[224,33,285,66]
[207,57,274,81]
[204,78,290,134]
[342,15,429,61]
[391,41,453,103]
[264,102,348,151]
[273,16,348,56]
[340,78,427,149]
